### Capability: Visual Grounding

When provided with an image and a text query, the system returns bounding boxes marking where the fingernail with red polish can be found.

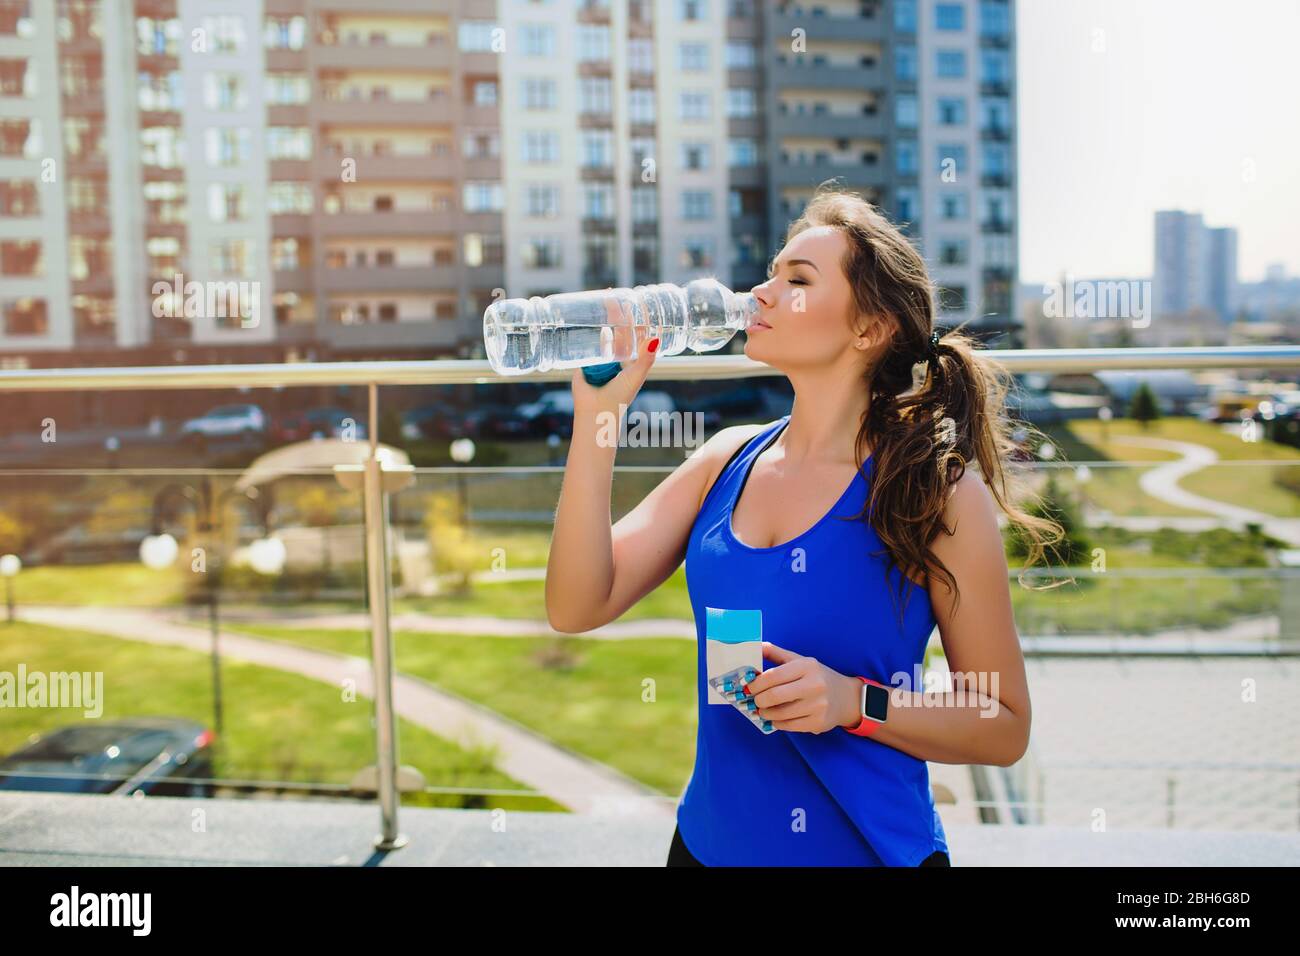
[647,338,660,353]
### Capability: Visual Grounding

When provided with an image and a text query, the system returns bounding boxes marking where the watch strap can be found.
[844,676,886,737]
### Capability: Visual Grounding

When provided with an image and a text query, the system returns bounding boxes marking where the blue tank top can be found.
[677,414,949,866]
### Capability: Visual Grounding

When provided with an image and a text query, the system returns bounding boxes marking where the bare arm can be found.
[544,354,762,632]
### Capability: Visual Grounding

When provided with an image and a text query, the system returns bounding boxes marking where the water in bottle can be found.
[482,278,758,377]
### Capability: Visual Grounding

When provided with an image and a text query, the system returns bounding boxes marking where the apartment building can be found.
[0,0,1019,367]
[1154,209,1239,323]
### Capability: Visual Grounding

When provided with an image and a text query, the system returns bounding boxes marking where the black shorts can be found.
[667,825,951,866]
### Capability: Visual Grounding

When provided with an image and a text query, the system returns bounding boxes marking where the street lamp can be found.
[141,479,274,742]
[449,437,476,526]
[0,554,21,624]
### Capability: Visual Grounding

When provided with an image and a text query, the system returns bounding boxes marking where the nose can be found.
[751,279,774,309]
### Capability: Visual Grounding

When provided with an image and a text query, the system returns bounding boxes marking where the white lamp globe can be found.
[0,553,21,577]
[247,536,287,576]
[139,533,179,569]
[450,438,476,464]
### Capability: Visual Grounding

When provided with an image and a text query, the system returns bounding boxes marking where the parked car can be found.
[462,403,532,439]
[518,390,577,438]
[401,402,472,441]
[691,383,769,420]
[273,407,367,444]
[0,717,216,797]
[180,403,266,443]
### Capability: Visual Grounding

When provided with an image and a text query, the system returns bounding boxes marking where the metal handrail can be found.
[3,344,1297,851]
[1,345,1299,391]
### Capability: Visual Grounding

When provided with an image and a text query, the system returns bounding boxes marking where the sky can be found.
[1017,0,1300,283]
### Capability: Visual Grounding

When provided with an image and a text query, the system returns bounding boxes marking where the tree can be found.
[1128,381,1161,430]
[1006,472,1092,567]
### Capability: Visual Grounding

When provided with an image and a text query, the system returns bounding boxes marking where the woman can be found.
[545,185,1063,866]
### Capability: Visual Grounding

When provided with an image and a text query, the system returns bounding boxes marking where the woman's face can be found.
[746,226,875,371]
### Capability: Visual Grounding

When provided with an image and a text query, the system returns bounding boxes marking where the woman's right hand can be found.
[570,334,660,425]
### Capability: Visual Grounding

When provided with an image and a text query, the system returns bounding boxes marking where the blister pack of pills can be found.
[708,666,775,734]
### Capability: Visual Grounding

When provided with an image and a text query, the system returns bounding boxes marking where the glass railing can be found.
[1,346,1298,846]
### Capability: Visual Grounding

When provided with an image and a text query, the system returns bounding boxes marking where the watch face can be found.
[864,684,889,722]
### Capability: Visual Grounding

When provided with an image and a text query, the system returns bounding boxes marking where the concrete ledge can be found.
[3,792,1298,866]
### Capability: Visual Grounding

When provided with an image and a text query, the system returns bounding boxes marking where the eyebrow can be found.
[767,257,821,274]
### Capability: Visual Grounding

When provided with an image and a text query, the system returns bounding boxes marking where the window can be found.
[937,97,966,125]
[728,138,758,167]
[577,24,610,61]
[271,238,300,271]
[522,130,559,164]
[983,142,1009,177]
[936,49,965,78]
[895,94,917,128]
[935,4,964,30]
[266,73,309,105]
[631,136,655,169]
[680,141,710,170]
[581,129,613,168]
[726,42,757,68]
[0,57,36,97]
[940,192,969,220]
[681,190,713,220]
[472,80,497,106]
[679,0,707,21]
[2,297,46,335]
[211,239,254,275]
[0,240,41,276]
[939,285,967,312]
[896,140,917,176]
[632,186,658,222]
[205,127,250,166]
[521,237,562,269]
[0,117,39,157]
[464,181,503,212]
[981,97,1011,131]
[0,179,39,216]
[463,130,499,158]
[727,88,756,117]
[679,42,708,71]
[894,187,918,223]
[522,77,557,110]
[895,45,917,83]
[681,237,714,269]
[980,1,1011,38]
[580,76,611,114]
[937,238,968,265]
[937,143,968,174]
[981,49,1009,85]
[207,183,247,222]
[520,23,555,56]
[680,90,710,121]
[584,183,613,218]
[629,38,653,72]
[629,88,655,123]
[267,126,310,160]
[526,184,561,218]
[268,182,312,214]
[263,16,305,50]
[458,21,498,52]
[894,0,916,32]
[203,15,246,53]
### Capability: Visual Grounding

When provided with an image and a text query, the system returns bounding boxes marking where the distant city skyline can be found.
[1018,0,1300,284]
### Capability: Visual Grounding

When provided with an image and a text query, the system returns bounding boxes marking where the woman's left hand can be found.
[744,642,862,734]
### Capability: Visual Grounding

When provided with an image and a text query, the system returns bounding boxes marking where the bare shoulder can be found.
[935,466,1003,552]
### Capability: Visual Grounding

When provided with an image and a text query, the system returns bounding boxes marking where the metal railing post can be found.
[335,383,415,851]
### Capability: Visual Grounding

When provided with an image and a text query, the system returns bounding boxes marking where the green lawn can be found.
[1044,417,1300,518]
[228,624,698,797]
[0,621,564,811]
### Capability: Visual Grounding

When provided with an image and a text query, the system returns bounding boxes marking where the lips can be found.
[747,319,772,330]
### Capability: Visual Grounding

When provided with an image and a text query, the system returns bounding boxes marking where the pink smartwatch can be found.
[844,676,889,737]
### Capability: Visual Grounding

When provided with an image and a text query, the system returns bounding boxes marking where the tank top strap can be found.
[700,415,790,515]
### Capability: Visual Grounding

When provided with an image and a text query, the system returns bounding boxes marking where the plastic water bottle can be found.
[482,278,758,386]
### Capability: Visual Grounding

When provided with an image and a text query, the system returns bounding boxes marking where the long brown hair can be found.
[784,183,1066,625]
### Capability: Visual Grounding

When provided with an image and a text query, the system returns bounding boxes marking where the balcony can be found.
[772,108,886,139]
[769,10,886,43]
[772,158,886,189]
[314,96,453,126]
[772,57,885,90]
[314,152,458,181]
[315,264,462,292]
[1,346,1299,871]
[313,40,453,72]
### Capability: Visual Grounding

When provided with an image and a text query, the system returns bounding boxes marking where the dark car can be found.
[462,402,533,439]
[401,402,473,441]
[691,383,769,420]
[273,407,368,444]
[0,717,216,797]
